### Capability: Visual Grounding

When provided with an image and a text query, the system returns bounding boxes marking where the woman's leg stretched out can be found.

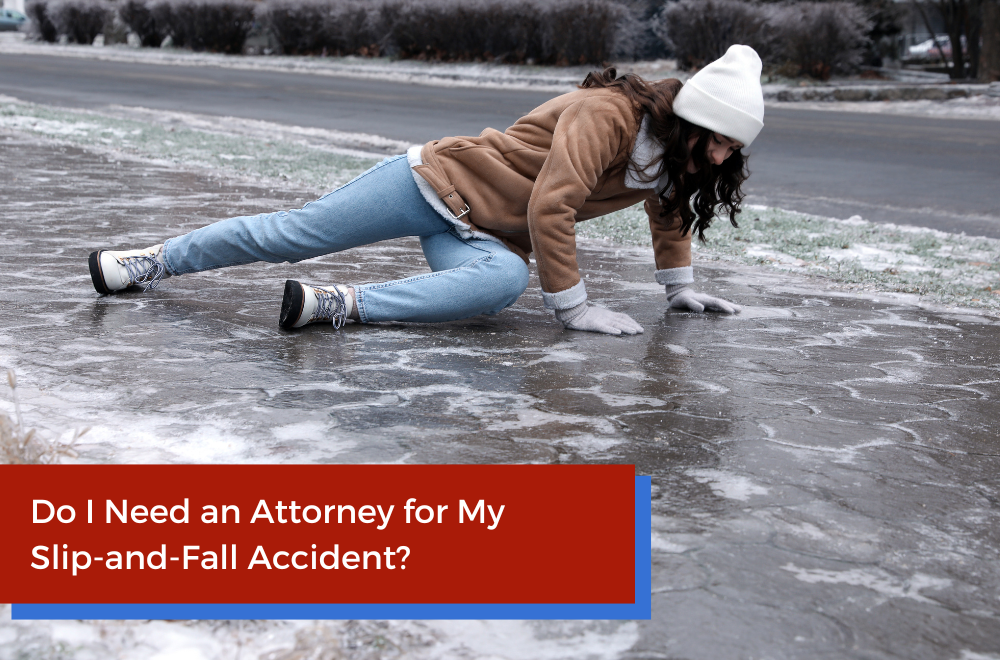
[89,154,529,327]
[161,155,446,275]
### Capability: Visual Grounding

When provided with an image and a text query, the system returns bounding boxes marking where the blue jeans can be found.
[162,155,529,323]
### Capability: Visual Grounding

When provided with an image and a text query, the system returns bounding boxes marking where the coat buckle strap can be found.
[447,197,471,220]
[415,146,473,222]
[437,184,471,220]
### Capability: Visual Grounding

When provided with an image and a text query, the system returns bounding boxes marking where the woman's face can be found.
[686,132,744,173]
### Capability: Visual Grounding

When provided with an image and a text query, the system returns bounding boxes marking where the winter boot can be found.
[279,280,355,330]
[89,244,169,294]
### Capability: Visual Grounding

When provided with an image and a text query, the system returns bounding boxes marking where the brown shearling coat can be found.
[412,82,693,298]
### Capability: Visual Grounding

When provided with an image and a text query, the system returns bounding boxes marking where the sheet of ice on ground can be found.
[3,105,1000,660]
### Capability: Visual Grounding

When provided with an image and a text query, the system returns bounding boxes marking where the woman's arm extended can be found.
[647,194,740,315]
[527,96,645,334]
[528,96,631,299]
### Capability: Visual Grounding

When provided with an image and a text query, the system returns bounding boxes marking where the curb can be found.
[765,82,999,102]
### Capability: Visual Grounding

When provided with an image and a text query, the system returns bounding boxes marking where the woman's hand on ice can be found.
[555,302,644,336]
[665,284,741,314]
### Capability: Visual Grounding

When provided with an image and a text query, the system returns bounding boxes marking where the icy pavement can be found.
[2,136,1000,659]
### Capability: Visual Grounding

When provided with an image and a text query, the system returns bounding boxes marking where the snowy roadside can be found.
[2,95,999,315]
[3,33,999,121]
[0,95,386,191]
[766,96,1000,121]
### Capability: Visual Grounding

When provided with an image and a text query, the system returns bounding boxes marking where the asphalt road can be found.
[3,52,998,237]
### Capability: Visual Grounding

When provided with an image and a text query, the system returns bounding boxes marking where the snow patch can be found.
[781,563,952,604]
[687,469,769,501]
[960,652,1000,660]
[651,532,688,553]
[820,244,935,273]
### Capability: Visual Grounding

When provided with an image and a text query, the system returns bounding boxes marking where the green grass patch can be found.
[0,98,377,191]
[579,205,1000,311]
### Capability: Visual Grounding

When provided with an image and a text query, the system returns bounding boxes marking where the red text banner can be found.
[0,464,635,604]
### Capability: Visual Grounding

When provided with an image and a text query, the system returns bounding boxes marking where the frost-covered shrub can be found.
[149,0,255,53]
[385,0,627,64]
[119,0,166,46]
[540,0,630,65]
[119,0,254,52]
[655,0,871,79]
[774,2,871,79]
[852,0,903,66]
[613,0,670,61]
[654,0,778,70]
[387,0,543,63]
[46,0,112,44]
[25,0,58,42]
[23,0,643,64]
[259,0,385,55]
[257,0,632,64]
[24,0,112,44]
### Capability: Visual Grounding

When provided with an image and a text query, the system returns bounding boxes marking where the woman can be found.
[88,45,764,337]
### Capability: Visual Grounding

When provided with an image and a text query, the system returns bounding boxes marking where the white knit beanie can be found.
[673,45,765,147]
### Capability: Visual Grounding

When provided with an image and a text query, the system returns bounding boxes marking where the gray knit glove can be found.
[555,302,644,335]
[665,284,741,314]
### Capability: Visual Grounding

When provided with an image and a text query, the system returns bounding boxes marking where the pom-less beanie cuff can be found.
[673,83,764,147]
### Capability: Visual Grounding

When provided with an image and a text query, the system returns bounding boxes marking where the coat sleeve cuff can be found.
[541,280,587,310]
[655,266,693,286]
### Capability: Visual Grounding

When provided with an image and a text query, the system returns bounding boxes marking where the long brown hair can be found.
[580,67,749,241]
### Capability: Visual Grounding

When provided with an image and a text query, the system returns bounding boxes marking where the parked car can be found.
[908,35,951,59]
[907,35,968,61]
[0,8,26,31]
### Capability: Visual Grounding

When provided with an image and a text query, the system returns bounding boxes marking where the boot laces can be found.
[311,286,348,330]
[119,254,165,292]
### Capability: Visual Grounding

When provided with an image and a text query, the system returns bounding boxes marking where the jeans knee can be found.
[507,259,530,302]
[480,252,529,312]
